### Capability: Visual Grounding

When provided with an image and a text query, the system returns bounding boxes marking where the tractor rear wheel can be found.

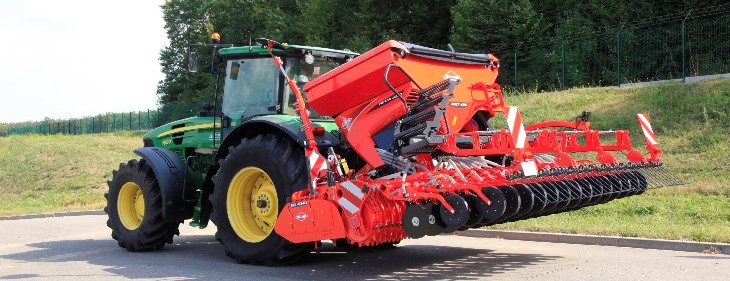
[105,159,180,251]
[211,134,314,265]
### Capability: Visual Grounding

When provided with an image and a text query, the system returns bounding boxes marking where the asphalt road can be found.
[0,215,728,281]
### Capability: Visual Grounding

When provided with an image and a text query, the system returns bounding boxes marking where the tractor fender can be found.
[133,147,196,222]
[214,117,340,164]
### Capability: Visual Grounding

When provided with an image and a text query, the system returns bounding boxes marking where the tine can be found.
[660,166,686,185]
[643,167,664,188]
[652,165,672,186]
[636,167,651,187]
[658,165,679,186]
[639,165,687,188]
[658,166,677,187]
[651,166,670,187]
[651,167,669,187]
[638,167,657,188]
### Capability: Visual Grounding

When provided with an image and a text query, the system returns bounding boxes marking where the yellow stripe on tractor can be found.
[157,123,220,138]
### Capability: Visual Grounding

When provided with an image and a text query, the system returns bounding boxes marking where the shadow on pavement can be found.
[0,235,561,280]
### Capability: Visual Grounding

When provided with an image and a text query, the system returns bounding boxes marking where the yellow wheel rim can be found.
[227,167,278,243]
[118,182,144,230]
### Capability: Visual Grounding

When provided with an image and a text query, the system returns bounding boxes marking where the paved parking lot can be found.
[1,215,728,280]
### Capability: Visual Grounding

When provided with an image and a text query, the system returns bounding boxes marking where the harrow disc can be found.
[495,186,521,222]
[402,204,429,239]
[600,175,620,203]
[539,181,560,214]
[551,181,572,212]
[525,183,547,218]
[616,172,635,198]
[512,184,535,219]
[438,195,470,232]
[631,171,649,195]
[573,178,593,207]
[563,179,583,210]
[459,194,485,230]
[422,202,445,236]
[586,176,606,205]
[476,187,506,225]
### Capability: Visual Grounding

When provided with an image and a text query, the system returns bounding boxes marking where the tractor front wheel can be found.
[105,159,180,251]
[211,134,314,265]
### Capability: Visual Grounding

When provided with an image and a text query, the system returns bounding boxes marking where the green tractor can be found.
[105,39,357,265]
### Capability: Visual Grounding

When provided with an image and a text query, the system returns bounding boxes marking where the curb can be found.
[0,210,105,221]
[456,229,729,255]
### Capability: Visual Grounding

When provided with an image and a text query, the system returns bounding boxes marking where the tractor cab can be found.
[217,44,358,122]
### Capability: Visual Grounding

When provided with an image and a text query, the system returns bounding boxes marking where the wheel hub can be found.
[117,182,144,230]
[227,167,278,243]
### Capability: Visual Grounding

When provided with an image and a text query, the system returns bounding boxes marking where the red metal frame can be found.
[271,40,663,247]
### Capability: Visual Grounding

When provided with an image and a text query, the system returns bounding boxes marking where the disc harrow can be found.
[271,40,684,247]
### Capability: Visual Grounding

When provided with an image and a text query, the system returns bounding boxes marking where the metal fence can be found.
[494,8,730,92]
[5,110,161,135]
[3,99,212,136]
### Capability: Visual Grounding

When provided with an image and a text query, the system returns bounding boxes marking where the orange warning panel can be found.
[274,199,346,243]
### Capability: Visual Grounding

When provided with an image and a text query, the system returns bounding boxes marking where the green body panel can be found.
[143,116,221,153]
[143,115,338,155]
[142,116,222,207]
[266,115,339,133]
[218,45,271,56]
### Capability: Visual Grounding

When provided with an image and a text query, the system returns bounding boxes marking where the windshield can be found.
[283,56,344,118]
[222,58,278,120]
[221,54,347,121]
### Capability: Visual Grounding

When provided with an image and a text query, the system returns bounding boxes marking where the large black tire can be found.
[105,159,181,251]
[211,134,314,266]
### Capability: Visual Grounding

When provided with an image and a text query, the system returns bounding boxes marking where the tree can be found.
[451,0,548,53]
[157,0,213,106]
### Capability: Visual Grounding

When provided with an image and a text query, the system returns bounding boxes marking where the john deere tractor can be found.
[106,39,357,265]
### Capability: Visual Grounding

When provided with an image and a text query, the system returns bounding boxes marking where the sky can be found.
[0,0,168,123]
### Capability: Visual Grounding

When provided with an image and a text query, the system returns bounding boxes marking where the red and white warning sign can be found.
[306,150,328,186]
[336,181,365,214]
[637,113,657,145]
[505,106,527,149]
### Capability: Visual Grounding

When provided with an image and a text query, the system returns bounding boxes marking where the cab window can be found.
[222,58,279,120]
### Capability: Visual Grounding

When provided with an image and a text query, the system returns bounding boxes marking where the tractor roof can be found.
[218,44,359,59]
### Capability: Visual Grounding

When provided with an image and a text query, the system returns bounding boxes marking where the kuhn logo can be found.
[295,212,308,222]
[443,70,461,81]
[342,118,354,131]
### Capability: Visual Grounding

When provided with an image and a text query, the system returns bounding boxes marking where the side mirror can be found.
[188,51,198,72]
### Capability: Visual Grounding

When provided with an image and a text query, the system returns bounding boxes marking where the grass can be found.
[487,78,730,242]
[0,79,728,243]
[0,133,140,216]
